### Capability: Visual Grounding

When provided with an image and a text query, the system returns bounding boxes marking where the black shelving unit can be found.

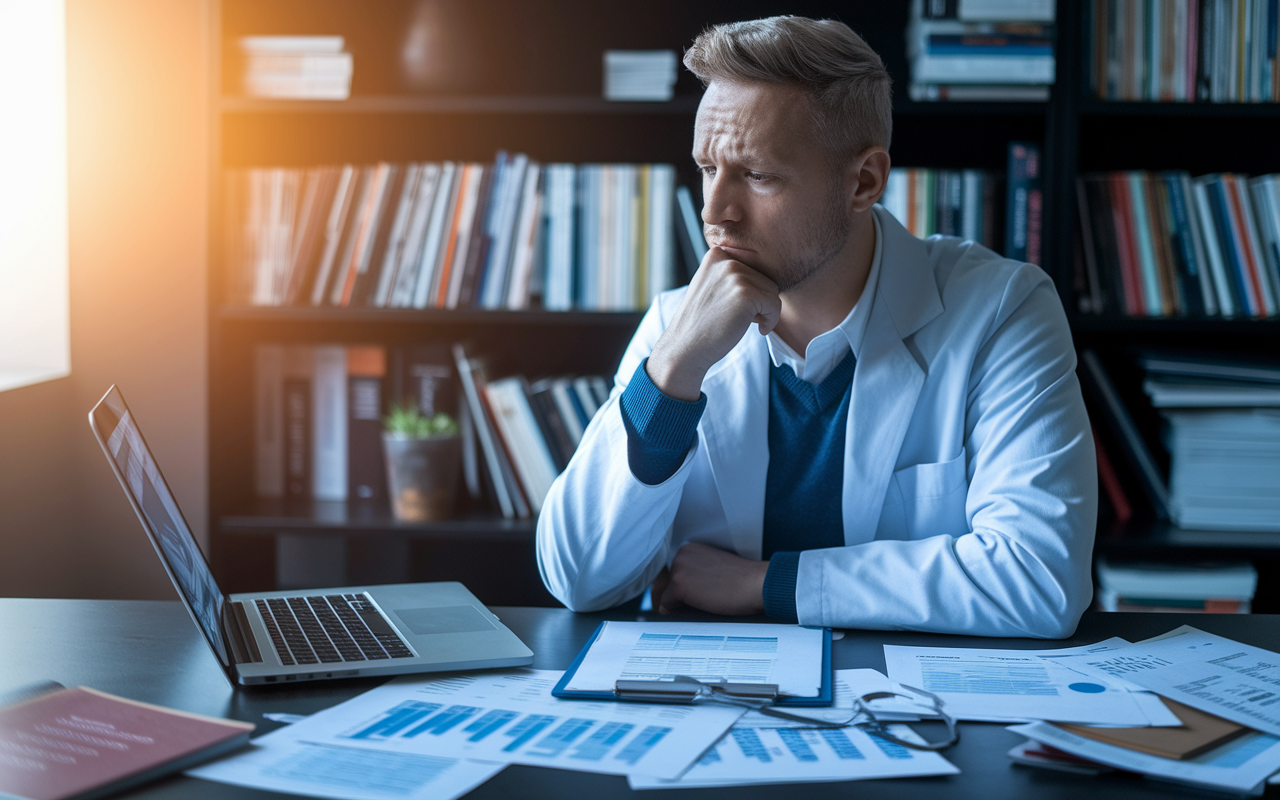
[207,0,1280,606]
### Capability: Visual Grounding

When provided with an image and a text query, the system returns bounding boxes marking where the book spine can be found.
[283,346,312,500]
[1093,425,1133,523]
[1128,171,1165,315]
[311,345,348,501]
[373,163,422,307]
[1109,174,1145,315]
[1192,177,1239,315]
[1215,174,1264,315]
[416,161,460,310]
[1232,173,1279,314]
[346,346,387,503]
[452,344,515,519]
[1075,177,1104,314]
[254,344,285,498]
[458,160,499,308]
[1173,172,1219,315]
[391,162,439,308]
[1147,174,1183,314]
[1079,349,1170,518]
[1005,145,1030,261]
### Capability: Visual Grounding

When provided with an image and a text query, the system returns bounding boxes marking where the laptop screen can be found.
[89,387,231,668]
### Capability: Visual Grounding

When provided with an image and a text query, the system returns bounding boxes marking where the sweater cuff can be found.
[762,551,801,622]
[619,359,706,485]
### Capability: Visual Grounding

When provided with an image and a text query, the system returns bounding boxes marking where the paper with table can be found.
[627,668,958,789]
[192,669,743,787]
[884,642,1164,725]
[1068,625,1280,738]
[557,621,828,702]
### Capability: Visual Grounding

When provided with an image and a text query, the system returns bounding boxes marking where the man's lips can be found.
[710,244,755,259]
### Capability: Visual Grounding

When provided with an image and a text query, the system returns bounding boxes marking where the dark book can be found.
[1078,349,1169,519]
[0,683,253,800]
[457,157,500,308]
[355,165,407,307]
[1203,177,1254,316]
[1004,142,1041,263]
[1144,174,1180,315]
[1075,177,1104,314]
[529,378,575,471]
[675,184,707,282]
[391,343,457,418]
[1093,425,1132,524]
[453,343,526,519]
[347,346,388,503]
[347,164,401,307]
[1082,176,1125,315]
[1163,173,1208,316]
[283,346,312,500]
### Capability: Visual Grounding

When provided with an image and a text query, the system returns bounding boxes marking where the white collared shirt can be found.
[766,211,885,384]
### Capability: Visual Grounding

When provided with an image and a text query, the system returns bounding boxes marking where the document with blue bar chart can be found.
[224,669,743,780]
[884,644,1153,725]
[560,621,825,699]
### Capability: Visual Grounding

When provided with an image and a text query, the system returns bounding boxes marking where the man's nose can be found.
[701,173,743,226]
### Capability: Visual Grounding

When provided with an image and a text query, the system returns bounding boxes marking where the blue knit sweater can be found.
[618,353,855,621]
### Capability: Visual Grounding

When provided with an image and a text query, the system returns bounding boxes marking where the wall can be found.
[0,0,208,599]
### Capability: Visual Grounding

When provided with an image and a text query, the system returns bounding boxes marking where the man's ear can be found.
[849,147,891,213]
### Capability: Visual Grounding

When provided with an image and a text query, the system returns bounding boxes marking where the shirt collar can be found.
[766,210,885,373]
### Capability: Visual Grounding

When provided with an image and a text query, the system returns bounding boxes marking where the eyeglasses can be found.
[620,676,959,752]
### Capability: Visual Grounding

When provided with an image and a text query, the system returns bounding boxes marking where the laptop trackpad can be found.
[394,605,496,635]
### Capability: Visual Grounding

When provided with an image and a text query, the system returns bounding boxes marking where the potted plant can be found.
[382,406,461,522]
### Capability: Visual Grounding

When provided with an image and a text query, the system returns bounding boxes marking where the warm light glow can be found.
[0,0,69,392]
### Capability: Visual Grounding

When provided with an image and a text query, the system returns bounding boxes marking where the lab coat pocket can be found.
[888,451,969,539]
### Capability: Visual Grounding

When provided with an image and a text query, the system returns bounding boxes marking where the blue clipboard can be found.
[551,621,834,707]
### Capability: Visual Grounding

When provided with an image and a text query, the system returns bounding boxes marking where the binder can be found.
[552,621,834,707]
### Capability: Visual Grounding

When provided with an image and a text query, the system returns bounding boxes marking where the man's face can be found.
[693,79,851,292]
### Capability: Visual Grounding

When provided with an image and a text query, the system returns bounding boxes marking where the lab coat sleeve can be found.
[536,289,699,611]
[795,268,1097,638]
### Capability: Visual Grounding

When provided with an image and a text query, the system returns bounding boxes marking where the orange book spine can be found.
[434,165,472,309]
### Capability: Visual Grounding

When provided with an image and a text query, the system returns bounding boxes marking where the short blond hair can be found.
[683,16,893,161]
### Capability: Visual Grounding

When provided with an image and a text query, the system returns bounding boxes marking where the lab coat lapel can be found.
[699,330,771,560]
[842,210,944,544]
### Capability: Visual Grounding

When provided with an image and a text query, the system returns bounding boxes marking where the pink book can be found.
[0,685,253,800]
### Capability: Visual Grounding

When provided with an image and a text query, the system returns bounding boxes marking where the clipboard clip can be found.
[614,676,779,704]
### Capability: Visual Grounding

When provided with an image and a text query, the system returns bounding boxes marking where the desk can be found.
[3,599,1279,799]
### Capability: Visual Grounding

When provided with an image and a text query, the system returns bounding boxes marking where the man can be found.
[536,16,1095,638]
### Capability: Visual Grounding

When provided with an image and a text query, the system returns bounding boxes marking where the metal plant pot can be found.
[382,433,461,522]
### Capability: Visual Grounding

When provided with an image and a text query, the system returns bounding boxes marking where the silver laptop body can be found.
[89,385,533,686]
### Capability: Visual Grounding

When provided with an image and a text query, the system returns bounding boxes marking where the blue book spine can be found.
[1004,142,1034,262]
[1206,178,1257,316]
[1163,173,1206,316]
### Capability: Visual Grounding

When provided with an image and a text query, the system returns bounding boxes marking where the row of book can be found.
[908,0,1056,102]
[880,168,1001,250]
[1076,171,1280,318]
[1082,349,1280,534]
[253,342,611,519]
[878,142,1043,265]
[238,36,352,100]
[225,154,687,312]
[1086,0,1280,103]
[453,345,611,520]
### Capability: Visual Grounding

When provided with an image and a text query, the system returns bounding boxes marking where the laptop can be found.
[89,385,533,686]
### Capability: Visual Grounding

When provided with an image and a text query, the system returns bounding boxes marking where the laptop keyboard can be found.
[254,593,414,666]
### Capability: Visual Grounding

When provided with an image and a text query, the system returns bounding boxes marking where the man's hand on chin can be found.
[650,543,769,616]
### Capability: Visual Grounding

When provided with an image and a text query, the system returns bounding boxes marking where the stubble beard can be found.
[707,184,851,293]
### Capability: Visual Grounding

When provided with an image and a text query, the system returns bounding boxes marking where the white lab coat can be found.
[536,207,1096,638]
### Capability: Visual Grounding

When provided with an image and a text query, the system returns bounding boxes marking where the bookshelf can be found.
[206,0,1280,607]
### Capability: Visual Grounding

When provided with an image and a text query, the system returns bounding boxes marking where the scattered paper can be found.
[884,644,1151,724]
[628,723,957,789]
[1034,638,1181,726]
[189,737,504,800]
[1073,626,1280,738]
[564,621,825,699]
[1013,721,1280,794]
[235,669,742,780]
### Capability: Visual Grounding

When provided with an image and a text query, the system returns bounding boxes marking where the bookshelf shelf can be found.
[220,500,534,542]
[1069,314,1280,336]
[1078,101,1280,118]
[220,95,703,116]
[217,306,647,327]
[890,100,1050,117]
[1096,520,1280,558]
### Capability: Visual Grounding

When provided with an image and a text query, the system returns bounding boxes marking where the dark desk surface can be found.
[4,598,1278,799]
